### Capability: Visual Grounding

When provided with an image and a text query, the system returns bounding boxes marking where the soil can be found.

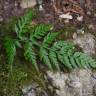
[0,0,96,35]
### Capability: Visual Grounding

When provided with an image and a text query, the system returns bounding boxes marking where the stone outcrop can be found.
[46,69,96,96]
[22,70,96,96]
[73,32,96,56]
[20,0,36,8]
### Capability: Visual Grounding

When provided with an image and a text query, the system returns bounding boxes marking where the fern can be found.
[48,41,96,70]
[42,32,59,48]
[39,32,59,70]
[4,10,96,72]
[24,42,39,71]
[15,10,34,40]
[73,52,96,69]
[4,37,16,68]
[31,24,52,39]
[3,10,34,72]
[49,48,60,71]
[39,47,53,70]
[48,41,66,71]
[29,24,53,46]
[57,42,96,70]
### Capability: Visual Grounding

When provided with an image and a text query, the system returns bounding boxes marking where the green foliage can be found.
[42,32,59,48]
[51,41,96,70]
[15,10,34,40]
[4,37,16,67]
[24,42,39,71]
[49,48,60,71]
[73,52,96,69]
[40,47,53,70]
[30,24,52,40]
[4,10,96,72]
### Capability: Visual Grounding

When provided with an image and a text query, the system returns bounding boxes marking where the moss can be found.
[0,54,47,96]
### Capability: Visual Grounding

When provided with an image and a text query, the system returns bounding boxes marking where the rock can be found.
[88,24,95,30]
[87,11,92,15]
[47,71,68,96]
[91,71,96,96]
[39,5,43,11]
[36,0,44,11]
[78,70,93,96]
[77,29,85,34]
[94,13,96,17]
[59,13,73,20]
[47,71,67,88]
[0,16,3,22]
[20,0,36,9]
[46,70,96,96]
[22,82,48,96]
[64,19,70,23]
[47,71,82,96]
[66,71,82,96]
[73,33,96,56]
[77,16,83,22]
[59,13,73,23]
[22,70,96,96]
[22,83,38,96]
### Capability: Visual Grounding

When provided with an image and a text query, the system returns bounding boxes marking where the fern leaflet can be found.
[42,32,59,48]
[33,24,52,39]
[49,49,60,71]
[4,37,16,65]
[39,47,53,71]
[24,42,39,71]
[15,10,34,40]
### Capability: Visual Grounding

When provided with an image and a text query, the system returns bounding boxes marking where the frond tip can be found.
[15,10,34,40]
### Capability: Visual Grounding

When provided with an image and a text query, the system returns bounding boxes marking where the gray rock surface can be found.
[20,0,36,8]
[22,83,48,96]
[22,70,96,96]
[73,33,96,56]
[46,70,96,96]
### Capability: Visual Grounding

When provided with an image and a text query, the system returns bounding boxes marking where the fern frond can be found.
[51,41,74,51]
[73,52,83,68]
[32,24,52,39]
[74,52,89,68]
[42,32,59,48]
[39,47,53,71]
[58,45,96,70]
[48,41,75,70]
[69,56,78,69]
[48,41,65,71]
[29,24,53,46]
[5,9,96,72]
[58,53,73,70]
[24,42,39,71]
[15,40,22,48]
[73,52,96,69]
[39,32,59,71]
[49,48,60,71]
[4,37,16,65]
[54,41,96,70]
[15,10,34,40]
